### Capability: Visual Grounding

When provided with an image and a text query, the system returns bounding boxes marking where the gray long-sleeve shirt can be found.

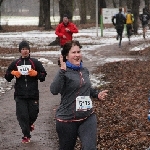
[50,67,99,121]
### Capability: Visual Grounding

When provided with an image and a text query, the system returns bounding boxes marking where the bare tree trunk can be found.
[39,0,52,30]
[78,0,86,24]
[112,0,117,8]
[119,0,123,7]
[126,0,132,9]
[59,0,73,22]
[98,0,106,23]
[132,0,140,34]
[87,0,96,22]
[43,0,51,30]
[145,0,149,10]
[0,0,3,30]
[38,0,44,27]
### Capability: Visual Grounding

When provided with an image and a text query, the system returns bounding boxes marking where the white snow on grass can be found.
[0,18,150,94]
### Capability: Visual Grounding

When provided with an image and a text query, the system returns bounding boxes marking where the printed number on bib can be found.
[76,96,92,111]
[17,65,31,75]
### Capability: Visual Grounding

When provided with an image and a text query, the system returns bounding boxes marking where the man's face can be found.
[63,17,69,25]
[21,47,30,58]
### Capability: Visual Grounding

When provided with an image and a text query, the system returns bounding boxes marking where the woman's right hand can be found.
[60,55,66,70]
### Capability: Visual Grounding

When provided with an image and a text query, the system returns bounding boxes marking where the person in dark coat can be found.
[139,8,150,38]
[112,8,126,47]
[5,40,47,143]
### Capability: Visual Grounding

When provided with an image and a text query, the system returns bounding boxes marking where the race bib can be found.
[76,96,92,111]
[17,65,31,75]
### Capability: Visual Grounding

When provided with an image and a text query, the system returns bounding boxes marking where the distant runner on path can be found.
[126,9,134,43]
[112,8,126,47]
[139,8,150,39]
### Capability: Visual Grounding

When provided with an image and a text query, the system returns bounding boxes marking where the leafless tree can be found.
[98,0,106,23]
[132,0,140,34]
[39,0,52,30]
[0,0,4,30]
[119,0,123,7]
[43,0,51,29]
[59,0,73,22]
[112,0,117,8]
[144,0,149,11]
[86,0,96,22]
[78,0,86,24]
[38,0,44,27]
[126,0,132,9]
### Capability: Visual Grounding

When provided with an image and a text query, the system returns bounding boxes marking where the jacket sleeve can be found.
[50,69,66,95]
[70,23,78,33]
[90,88,100,99]
[55,24,63,38]
[112,15,116,26]
[5,61,16,82]
[35,60,47,82]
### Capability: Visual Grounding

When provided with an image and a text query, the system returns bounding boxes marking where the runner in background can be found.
[55,14,78,48]
[112,8,126,47]
[139,8,150,38]
[126,9,134,43]
[55,14,79,66]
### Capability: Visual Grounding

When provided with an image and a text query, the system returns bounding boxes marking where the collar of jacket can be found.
[63,22,69,27]
[20,55,30,60]
[66,60,82,71]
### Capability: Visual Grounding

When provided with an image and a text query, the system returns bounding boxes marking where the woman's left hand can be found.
[60,55,66,70]
[98,90,108,100]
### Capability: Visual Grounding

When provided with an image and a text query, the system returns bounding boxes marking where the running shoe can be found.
[22,137,30,143]
[30,124,34,132]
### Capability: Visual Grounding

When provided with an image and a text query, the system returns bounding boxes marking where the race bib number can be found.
[76,96,92,111]
[17,65,31,75]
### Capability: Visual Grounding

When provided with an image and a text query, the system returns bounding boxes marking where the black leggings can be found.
[15,97,39,138]
[126,24,132,37]
[56,113,97,150]
[117,28,124,39]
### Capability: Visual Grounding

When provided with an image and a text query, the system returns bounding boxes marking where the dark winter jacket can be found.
[5,56,47,100]
[139,13,150,26]
[112,12,126,29]
[55,22,78,46]
[50,67,99,121]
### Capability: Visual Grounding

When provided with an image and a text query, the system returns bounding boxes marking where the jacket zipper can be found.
[79,71,85,85]
[73,71,84,118]
[24,60,27,87]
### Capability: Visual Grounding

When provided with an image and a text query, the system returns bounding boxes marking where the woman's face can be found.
[66,45,82,66]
